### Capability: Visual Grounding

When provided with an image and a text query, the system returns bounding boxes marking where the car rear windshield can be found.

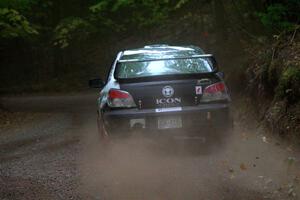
[115,58,214,79]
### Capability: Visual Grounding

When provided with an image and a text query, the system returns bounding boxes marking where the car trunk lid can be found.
[119,77,218,109]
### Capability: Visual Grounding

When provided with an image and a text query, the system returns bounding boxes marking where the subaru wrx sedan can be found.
[89,45,232,139]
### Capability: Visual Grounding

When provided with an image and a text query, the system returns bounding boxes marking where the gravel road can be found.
[0,92,299,200]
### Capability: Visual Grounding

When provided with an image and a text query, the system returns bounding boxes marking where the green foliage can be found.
[89,0,171,30]
[258,2,300,32]
[0,8,38,39]
[174,0,190,9]
[89,1,122,35]
[89,1,109,13]
[53,17,94,48]
[258,4,292,31]
[276,67,300,103]
[0,0,37,11]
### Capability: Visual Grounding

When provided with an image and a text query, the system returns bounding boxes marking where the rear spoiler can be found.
[117,54,214,63]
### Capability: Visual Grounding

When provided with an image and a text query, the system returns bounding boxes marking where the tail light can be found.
[200,82,230,102]
[107,89,137,108]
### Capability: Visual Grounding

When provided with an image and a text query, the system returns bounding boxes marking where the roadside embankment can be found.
[240,30,300,143]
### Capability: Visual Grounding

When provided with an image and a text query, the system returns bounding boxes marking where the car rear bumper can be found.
[102,103,232,133]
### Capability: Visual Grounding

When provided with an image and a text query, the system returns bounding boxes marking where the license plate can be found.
[155,107,182,113]
[157,116,182,129]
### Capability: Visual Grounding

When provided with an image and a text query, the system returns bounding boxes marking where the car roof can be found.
[121,44,205,61]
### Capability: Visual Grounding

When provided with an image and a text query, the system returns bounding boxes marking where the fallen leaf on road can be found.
[240,163,247,171]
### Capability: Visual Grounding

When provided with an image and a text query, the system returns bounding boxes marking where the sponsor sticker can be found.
[195,86,202,95]
[156,98,181,105]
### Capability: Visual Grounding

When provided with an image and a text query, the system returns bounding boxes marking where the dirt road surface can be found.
[0,92,299,200]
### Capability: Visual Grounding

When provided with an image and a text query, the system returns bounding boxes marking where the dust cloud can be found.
[78,119,271,200]
[79,130,209,199]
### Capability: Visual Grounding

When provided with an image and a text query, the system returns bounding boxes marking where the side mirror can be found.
[89,78,104,88]
[216,71,225,79]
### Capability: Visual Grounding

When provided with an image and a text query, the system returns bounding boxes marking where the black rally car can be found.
[90,45,232,138]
